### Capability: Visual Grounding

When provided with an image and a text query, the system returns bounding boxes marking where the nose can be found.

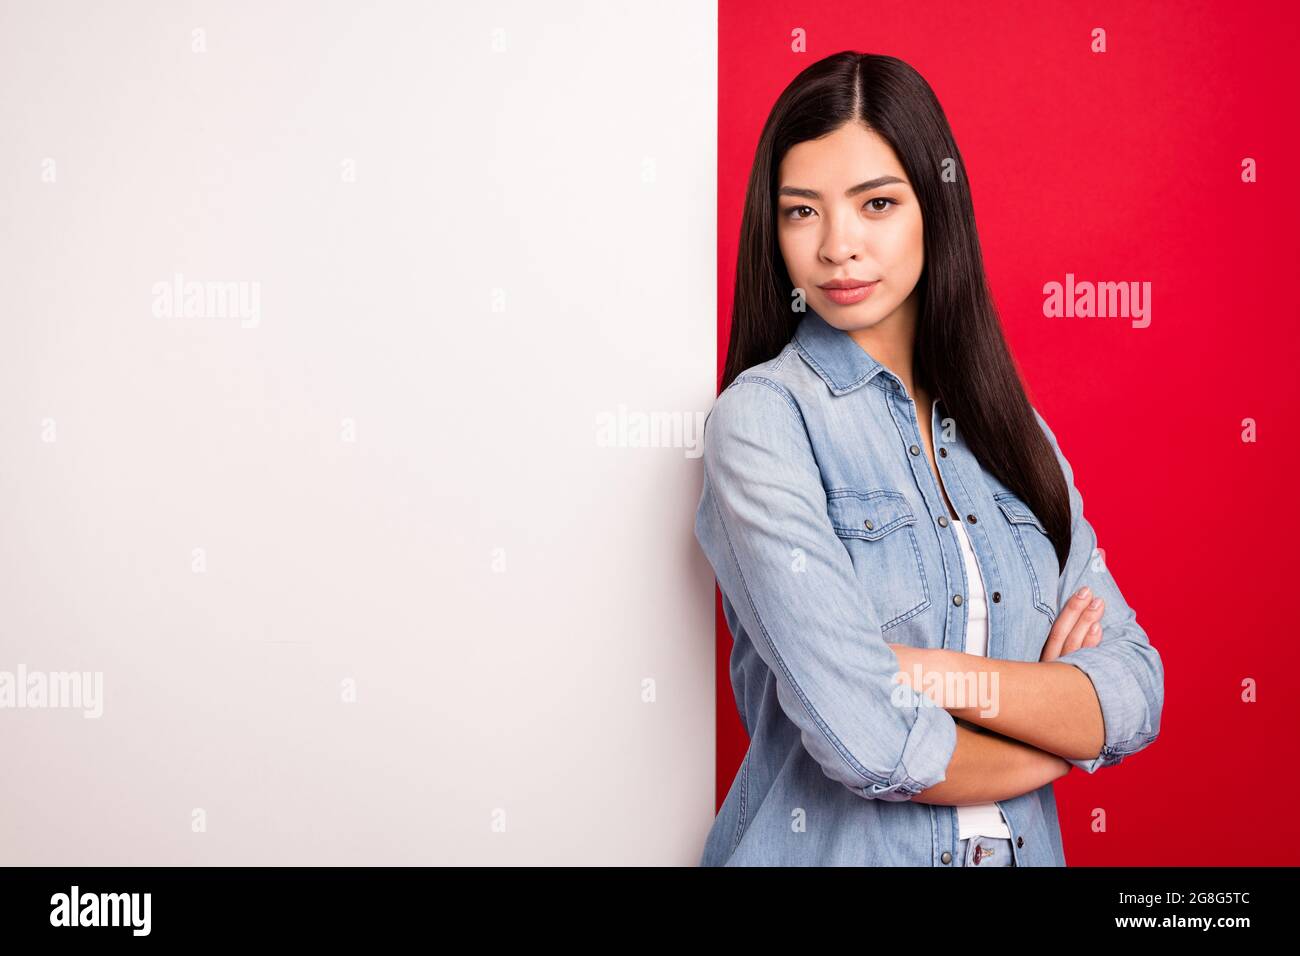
[819,210,867,264]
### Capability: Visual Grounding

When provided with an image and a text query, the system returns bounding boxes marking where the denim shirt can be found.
[694,309,1164,866]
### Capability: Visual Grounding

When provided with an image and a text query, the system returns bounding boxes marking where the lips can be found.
[818,278,877,290]
[818,279,880,305]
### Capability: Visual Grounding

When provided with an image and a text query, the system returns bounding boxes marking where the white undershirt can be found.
[929,397,1011,841]
[948,516,1012,839]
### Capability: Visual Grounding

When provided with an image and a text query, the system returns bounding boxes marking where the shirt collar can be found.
[792,308,893,396]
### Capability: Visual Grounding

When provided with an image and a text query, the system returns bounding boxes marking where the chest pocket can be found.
[825,489,930,631]
[993,493,1058,621]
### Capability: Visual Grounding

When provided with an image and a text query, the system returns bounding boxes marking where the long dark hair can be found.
[722,51,1071,570]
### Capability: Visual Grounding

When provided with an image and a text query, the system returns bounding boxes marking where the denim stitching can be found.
[945,441,1007,590]
[703,464,894,793]
[731,375,801,418]
[732,751,751,852]
[793,338,878,393]
[995,495,1055,621]
[824,491,931,629]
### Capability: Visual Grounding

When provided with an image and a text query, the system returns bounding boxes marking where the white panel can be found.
[0,0,717,864]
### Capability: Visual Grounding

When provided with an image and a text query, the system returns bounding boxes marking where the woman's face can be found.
[775,122,924,335]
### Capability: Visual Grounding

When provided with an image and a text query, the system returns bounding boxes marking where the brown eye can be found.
[866,198,898,213]
[785,205,815,220]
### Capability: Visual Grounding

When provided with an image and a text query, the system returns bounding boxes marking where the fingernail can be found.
[1076,586,1091,599]
[1089,622,1100,634]
[1089,597,1102,610]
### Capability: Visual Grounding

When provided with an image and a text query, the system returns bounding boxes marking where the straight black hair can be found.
[722,51,1071,570]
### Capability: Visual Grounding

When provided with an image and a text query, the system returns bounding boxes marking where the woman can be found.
[695,51,1164,866]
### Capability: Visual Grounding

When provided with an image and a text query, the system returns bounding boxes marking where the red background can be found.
[716,0,1300,865]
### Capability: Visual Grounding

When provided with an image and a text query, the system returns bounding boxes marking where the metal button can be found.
[890,380,899,390]
[1016,836,1025,848]
[992,591,1001,603]
[953,594,963,606]
[939,447,948,458]
[909,444,920,455]
[966,514,977,524]
[941,851,952,864]
[863,519,873,530]
[937,515,948,527]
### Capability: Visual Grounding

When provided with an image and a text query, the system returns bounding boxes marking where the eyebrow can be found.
[776,175,907,200]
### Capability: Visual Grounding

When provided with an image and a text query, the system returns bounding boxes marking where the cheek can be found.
[777,228,811,283]
[904,216,925,272]
[880,217,924,279]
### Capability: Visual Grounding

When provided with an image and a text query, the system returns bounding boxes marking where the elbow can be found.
[798,692,959,802]
[1068,729,1161,774]
[1070,641,1164,774]
[1127,639,1165,750]
[1059,635,1164,774]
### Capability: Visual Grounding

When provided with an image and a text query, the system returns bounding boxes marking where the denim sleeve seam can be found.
[702,428,894,794]
[731,375,802,420]
[731,751,751,853]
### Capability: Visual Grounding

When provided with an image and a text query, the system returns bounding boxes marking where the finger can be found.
[1061,597,1104,655]
[1081,623,1104,648]
[1041,587,1094,661]
[1041,589,1087,660]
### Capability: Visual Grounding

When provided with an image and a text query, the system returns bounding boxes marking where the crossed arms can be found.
[892,586,1111,806]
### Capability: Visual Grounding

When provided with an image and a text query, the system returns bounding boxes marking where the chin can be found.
[816,299,886,331]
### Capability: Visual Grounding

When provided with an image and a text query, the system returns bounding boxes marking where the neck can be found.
[842,310,925,400]
[845,291,921,398]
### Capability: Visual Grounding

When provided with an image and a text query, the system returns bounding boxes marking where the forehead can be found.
[778,123,908,187]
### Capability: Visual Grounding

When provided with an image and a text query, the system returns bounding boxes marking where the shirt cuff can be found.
[1054,643,1160,773]
[859,696,958,800]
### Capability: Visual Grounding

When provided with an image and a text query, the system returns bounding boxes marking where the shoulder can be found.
[704,375,801,452]
[702,350,822,465]
[709,340,835,430]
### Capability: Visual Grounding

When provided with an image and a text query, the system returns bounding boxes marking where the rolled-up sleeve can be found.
[694,377,958,800]
[1033,408,1165,773]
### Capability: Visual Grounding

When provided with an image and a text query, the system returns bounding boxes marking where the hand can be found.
[1040,585,1105,662]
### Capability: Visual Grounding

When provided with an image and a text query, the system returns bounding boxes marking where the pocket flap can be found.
[826,490,916,540]
[993,493,1047,534]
